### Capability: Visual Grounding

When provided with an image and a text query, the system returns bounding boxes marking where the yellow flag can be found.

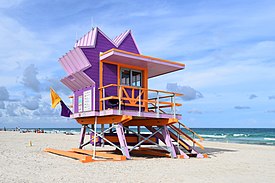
[50,88,61,108]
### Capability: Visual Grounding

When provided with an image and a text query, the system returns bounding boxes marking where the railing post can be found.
[173,94,176,118]
[138,88,141,116]
[102,88,105,111]
[118,85,122,115]
[157,91,160,118]
[93,116,97,159]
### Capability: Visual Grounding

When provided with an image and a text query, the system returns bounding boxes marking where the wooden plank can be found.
[71,148,127,161]
[131,149,170,157]
[44,148,93,163]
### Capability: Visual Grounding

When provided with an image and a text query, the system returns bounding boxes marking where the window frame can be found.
[120,68,142,88]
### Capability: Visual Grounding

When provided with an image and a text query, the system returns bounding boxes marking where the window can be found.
[132,70,141,87]
[120,68,142,87]
[121,68,131,86]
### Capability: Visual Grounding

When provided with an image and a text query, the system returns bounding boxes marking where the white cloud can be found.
[21,95,41,110]
[234,106,251,110]
[6,103,19,116]
[166,83,203,101]
[0,86,9,101]
[0,0,25,8]
[33,102,59,117]
[0,101,5,109]
[21,64,40,92]
[249,94,258,100]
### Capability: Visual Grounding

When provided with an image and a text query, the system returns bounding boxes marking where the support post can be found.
[138,88,141,116]
[101,124,105,147]
[137,126,141,143]
[79,125,87,149]
[156,91,160,118]
[161,125,177,158]
[116,123,130,159]
[92,116,97,159]
[146,126,189,159]
[118,86,122,115]
[103,88,105,111]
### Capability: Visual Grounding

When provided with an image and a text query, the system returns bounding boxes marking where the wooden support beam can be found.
[161,125,177,158]
[76,115,132,125]
[116,123,131,159]
[44,148,93,163]
[70,148,127,161]
[79,125,87,149]
[145,126,189,159]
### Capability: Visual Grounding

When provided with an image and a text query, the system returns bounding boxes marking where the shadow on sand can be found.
[197,146,238,157]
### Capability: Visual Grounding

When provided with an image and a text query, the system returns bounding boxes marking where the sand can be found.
[0,131,275,183]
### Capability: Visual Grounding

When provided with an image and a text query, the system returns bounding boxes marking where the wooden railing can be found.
[99,84,183,118]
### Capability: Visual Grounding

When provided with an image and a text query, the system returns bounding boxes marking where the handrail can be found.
[177,121,204,142]
[169,125,204,150]
[98,84,183,96]
[99,84,183,116]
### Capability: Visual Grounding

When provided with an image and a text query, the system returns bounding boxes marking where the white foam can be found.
[233,134,247,137]
[200,134,227,138]
[264,138,275,141]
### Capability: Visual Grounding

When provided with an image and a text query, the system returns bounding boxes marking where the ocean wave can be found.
[264,138,275,141]
[233,134,248,137]
[200,134,227,138]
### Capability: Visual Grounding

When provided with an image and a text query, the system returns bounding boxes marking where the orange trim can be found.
[101,60,149,110]
[99,61,103,110]
[100,48,185,67]
[76,115,132,125]
[144,69,148,112]
[71,148,127,161]
[102,59,147,71]
[124,118,177,126]
[44,148,93,163]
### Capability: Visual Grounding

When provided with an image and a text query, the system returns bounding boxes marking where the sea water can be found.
[15,127,275,146]
[191,128,275,146]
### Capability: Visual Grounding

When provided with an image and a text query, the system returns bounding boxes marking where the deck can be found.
[71,109,182,119]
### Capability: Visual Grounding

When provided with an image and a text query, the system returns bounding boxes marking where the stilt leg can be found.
[116,123,130,159]
[161,125,177,158]
[147,126,189,159]
[79,125,87,149]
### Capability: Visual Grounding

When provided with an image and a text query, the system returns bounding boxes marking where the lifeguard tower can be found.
[45,27,206,162]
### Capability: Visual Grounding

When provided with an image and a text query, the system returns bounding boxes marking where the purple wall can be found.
[82,32,115,110]
[118,34,140,54]
[81,31,141,111]
[103,63,117,109]
[74,85,95,113]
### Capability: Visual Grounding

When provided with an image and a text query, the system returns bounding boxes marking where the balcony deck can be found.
[71,109,182,119]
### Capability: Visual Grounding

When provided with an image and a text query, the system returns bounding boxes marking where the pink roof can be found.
[100,49,185,78]
[61,71,95,91]
[59,47,91,75]
[74,27,140,53]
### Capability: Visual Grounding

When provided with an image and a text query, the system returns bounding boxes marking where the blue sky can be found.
[0,0,275,128]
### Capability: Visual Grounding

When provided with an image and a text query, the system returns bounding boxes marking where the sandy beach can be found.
[0,131,275,183]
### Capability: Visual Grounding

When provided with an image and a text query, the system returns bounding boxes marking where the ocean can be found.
[14,127,275,146]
